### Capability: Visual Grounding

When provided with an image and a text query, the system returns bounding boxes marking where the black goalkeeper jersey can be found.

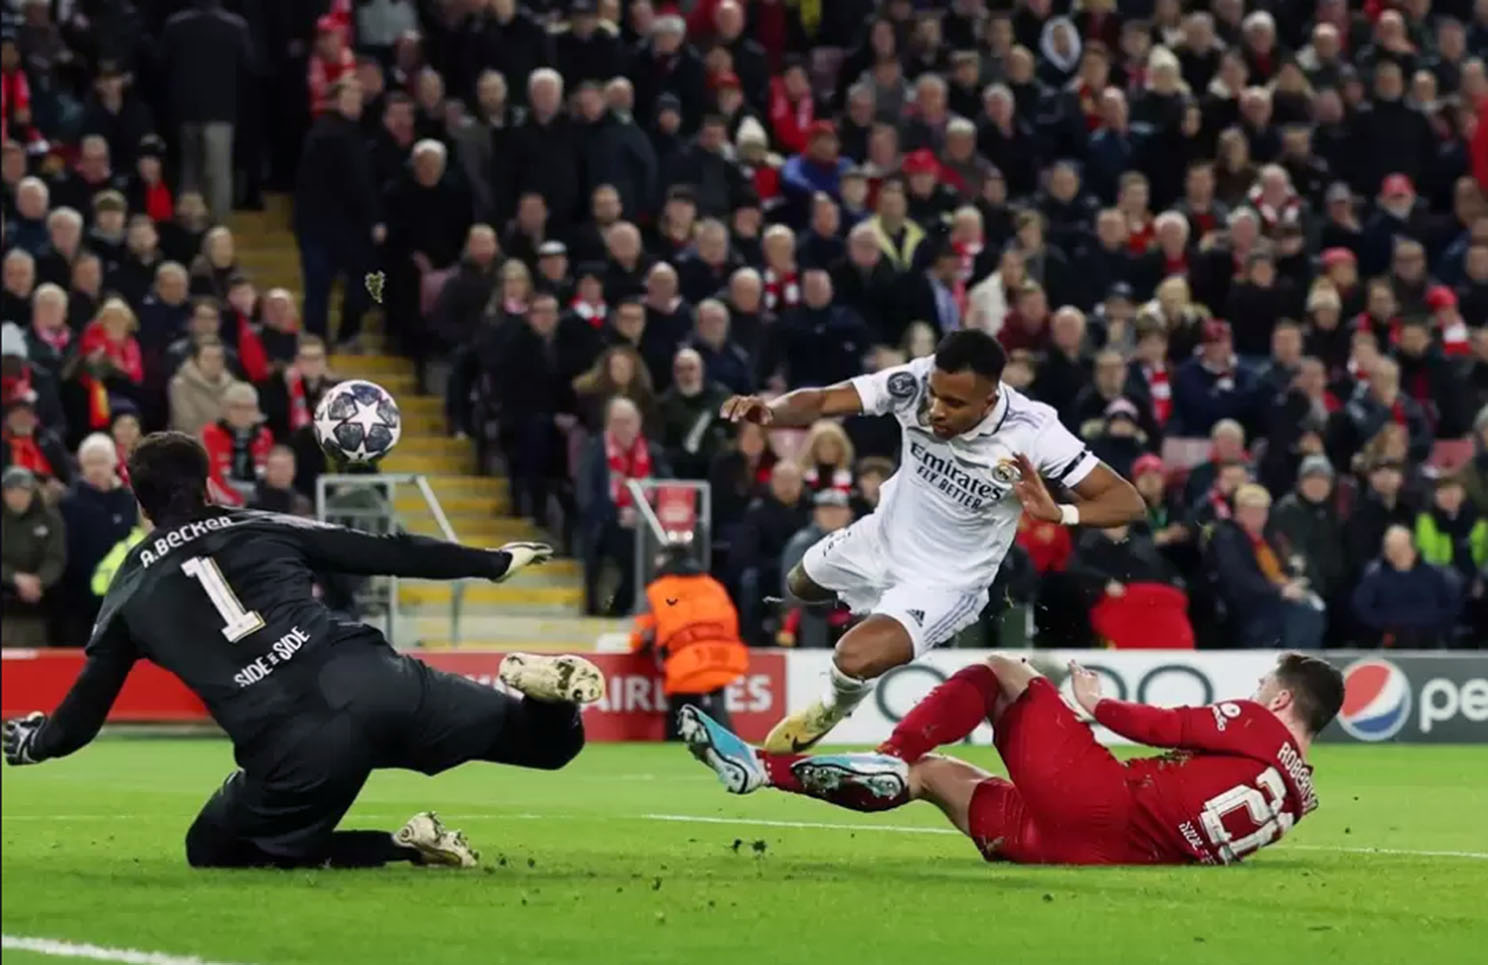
[33,509,514,762]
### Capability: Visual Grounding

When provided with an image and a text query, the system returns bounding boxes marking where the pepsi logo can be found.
[1337,659,1412,742]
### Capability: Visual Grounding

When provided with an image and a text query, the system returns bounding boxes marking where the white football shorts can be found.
[799,515,988,656]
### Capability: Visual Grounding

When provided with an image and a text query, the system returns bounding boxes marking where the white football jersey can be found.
[849,356,1099,591]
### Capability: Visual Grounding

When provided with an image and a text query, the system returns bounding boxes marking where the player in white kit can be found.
[721,330,1144,752]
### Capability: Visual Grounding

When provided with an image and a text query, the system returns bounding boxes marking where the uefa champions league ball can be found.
[313,379,402,465]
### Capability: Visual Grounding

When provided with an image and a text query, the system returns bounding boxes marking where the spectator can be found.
[1,466,65,647]
[382,138,472,347]
[202,381,272,506]
[159,0,255,221]
[573,342,657,436]
[556,2,624,90]
[1131,452,1189,549]
[1351,524,1461,647]
[577,396,671,616]
[106,215,163,312]
[1332,356,1433,467]
[1173,319,1258,434]
[168,337,236,436]
[52,135,125,221]
[293,78,381,349]
[58,433,135,642]
[85,192,128,276]
[1070,347,1159,445]
[65,251,104,333]
[677,219,741,305]
[777,488,856,648]
[5,177,50,256]
[1464,407,1488,512]
[35,206,84,290]
[1415,472,1487,583]
[689,298,753,396]
[136,264,191,377]
[795,420,855,497]
[259,334,335,493]
[1068,524,1194,648]
[307,16,355,118]
[832,222,902,347]
[247,445,312,517]
[1268,454,1348,618]
[658,348,729,481]
[74,296,144,435]
[708,419,775,537]
[798,194,845,271]
[164,299,238,380]
[1,394,70,492]
[255,289,302,369]
[731,459,810,640]
[640,262,694,392]
[1396,316,1468,438]
[574,83,657,226]
[865,178,925,273]
[1345,455,1418,575]
[159,191,211,268]
[109,405,141,484]
[769,268,871,389]
[1208,483,1325,648]
[477,0,552,108]
[1,249,34,326]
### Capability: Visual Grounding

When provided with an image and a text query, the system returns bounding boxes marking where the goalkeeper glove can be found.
[495,541,553,582]
[4,712,47,766]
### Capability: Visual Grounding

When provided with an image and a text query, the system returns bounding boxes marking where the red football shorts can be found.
[967,678,1146,865]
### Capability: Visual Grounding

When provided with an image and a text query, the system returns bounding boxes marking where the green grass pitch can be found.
[3,739,1486,965]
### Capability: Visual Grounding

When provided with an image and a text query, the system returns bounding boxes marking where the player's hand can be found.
[494,541,553,582]
[1104,580,1125,598]
[1011,453,1060,523]
[720,395,774,425]
[4,712,47,766]
[1068,662,1103,716]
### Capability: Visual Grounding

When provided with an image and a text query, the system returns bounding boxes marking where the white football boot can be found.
[394,811,479,868]
[498,653,606,704]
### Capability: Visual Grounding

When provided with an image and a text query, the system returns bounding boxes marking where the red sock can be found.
[877,663,1000,763]
[760,751,807,792]
[759,751,910,812]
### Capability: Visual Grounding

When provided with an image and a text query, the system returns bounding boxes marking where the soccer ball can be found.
[313,379,402,465]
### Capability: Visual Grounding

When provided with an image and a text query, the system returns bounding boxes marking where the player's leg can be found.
[392,654,602,776]
[765,583,989,754]
[184,728,455,869]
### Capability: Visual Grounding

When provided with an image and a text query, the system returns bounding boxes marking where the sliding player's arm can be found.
[1069,661,1267,753]
[1014,414,1144,528]
[278,517,550,583]
[6,615,138,765]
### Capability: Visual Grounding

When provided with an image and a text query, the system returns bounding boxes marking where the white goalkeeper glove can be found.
[495,541,553,582]
[4,711,47,766]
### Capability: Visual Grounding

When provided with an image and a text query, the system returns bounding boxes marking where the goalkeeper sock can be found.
[759,751,910,812]
[878,663,1000,764]
[323,831,424,868]
[820,662,873,714]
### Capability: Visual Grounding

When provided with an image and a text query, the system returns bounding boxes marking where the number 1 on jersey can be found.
[181,556,264,642]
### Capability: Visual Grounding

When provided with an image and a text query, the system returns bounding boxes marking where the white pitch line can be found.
[1,935,248,965]
[5,811,1485,861]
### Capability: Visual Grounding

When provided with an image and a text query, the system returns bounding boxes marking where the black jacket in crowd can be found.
[579,111,659,222]
[770,304,873,390]
[158,0,255,125]
[293,113,381,242]
[830,259,903,347]
[510,112,585,230]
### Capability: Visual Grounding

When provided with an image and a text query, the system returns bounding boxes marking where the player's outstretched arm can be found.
[719,383,865,428]
[6,626,137,765]
[286,518,549,582]
[1071,661,1255,752]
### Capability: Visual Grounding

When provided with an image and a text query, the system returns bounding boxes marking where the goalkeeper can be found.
[4,432,605,870]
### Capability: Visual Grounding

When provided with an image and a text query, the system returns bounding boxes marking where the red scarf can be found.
[1074,80,1103,131]
[802,464,853,493]
[952,239,982,316]
[3,430,52,478]
[1207,486,1234,521]
[33,323,71,354]
[1,367,33,409]
[605,431,652,508]
[1126,217,1155,254]
[763,267,800,313]
[1247,184,1303,234]
[1142,361,1172,425]
[767,77,815,154]
[79,322,143,429]
[1438,312,1472,356]
[1162,250,1188,278]
[235,312,269,383]
[285,367,313,431]
[571,297,608,328]
[1189,207,1219,237]
[1389,396,1409,427]
[145,180,174,223]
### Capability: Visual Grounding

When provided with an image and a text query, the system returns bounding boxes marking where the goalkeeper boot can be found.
[499,653,606,704]
[677,705,766,794]
[395,812,479,868]
[792,754,909,802]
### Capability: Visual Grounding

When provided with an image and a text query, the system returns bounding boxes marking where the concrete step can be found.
[403,514,542,543]
[419,474,508,497]
[381,451,476,474]
[394,395,444,417]
[394,492,508,515]
[331,354,416,376]
[405,614,623,649]
[398,582,583,608]
[394,436,475,458]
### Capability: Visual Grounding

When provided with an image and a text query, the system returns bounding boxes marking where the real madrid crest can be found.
[992,458,1023,486]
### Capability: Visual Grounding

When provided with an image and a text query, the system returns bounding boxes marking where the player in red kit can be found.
[679,651,1343,865]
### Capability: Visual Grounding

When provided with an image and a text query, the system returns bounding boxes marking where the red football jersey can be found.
[1093,699,1320,865]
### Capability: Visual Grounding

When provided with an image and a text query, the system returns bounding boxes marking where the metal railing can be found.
[314,472,465,647]
[625,479,712,613]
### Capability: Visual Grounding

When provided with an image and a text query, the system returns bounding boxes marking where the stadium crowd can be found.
[3,0,1488,651]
